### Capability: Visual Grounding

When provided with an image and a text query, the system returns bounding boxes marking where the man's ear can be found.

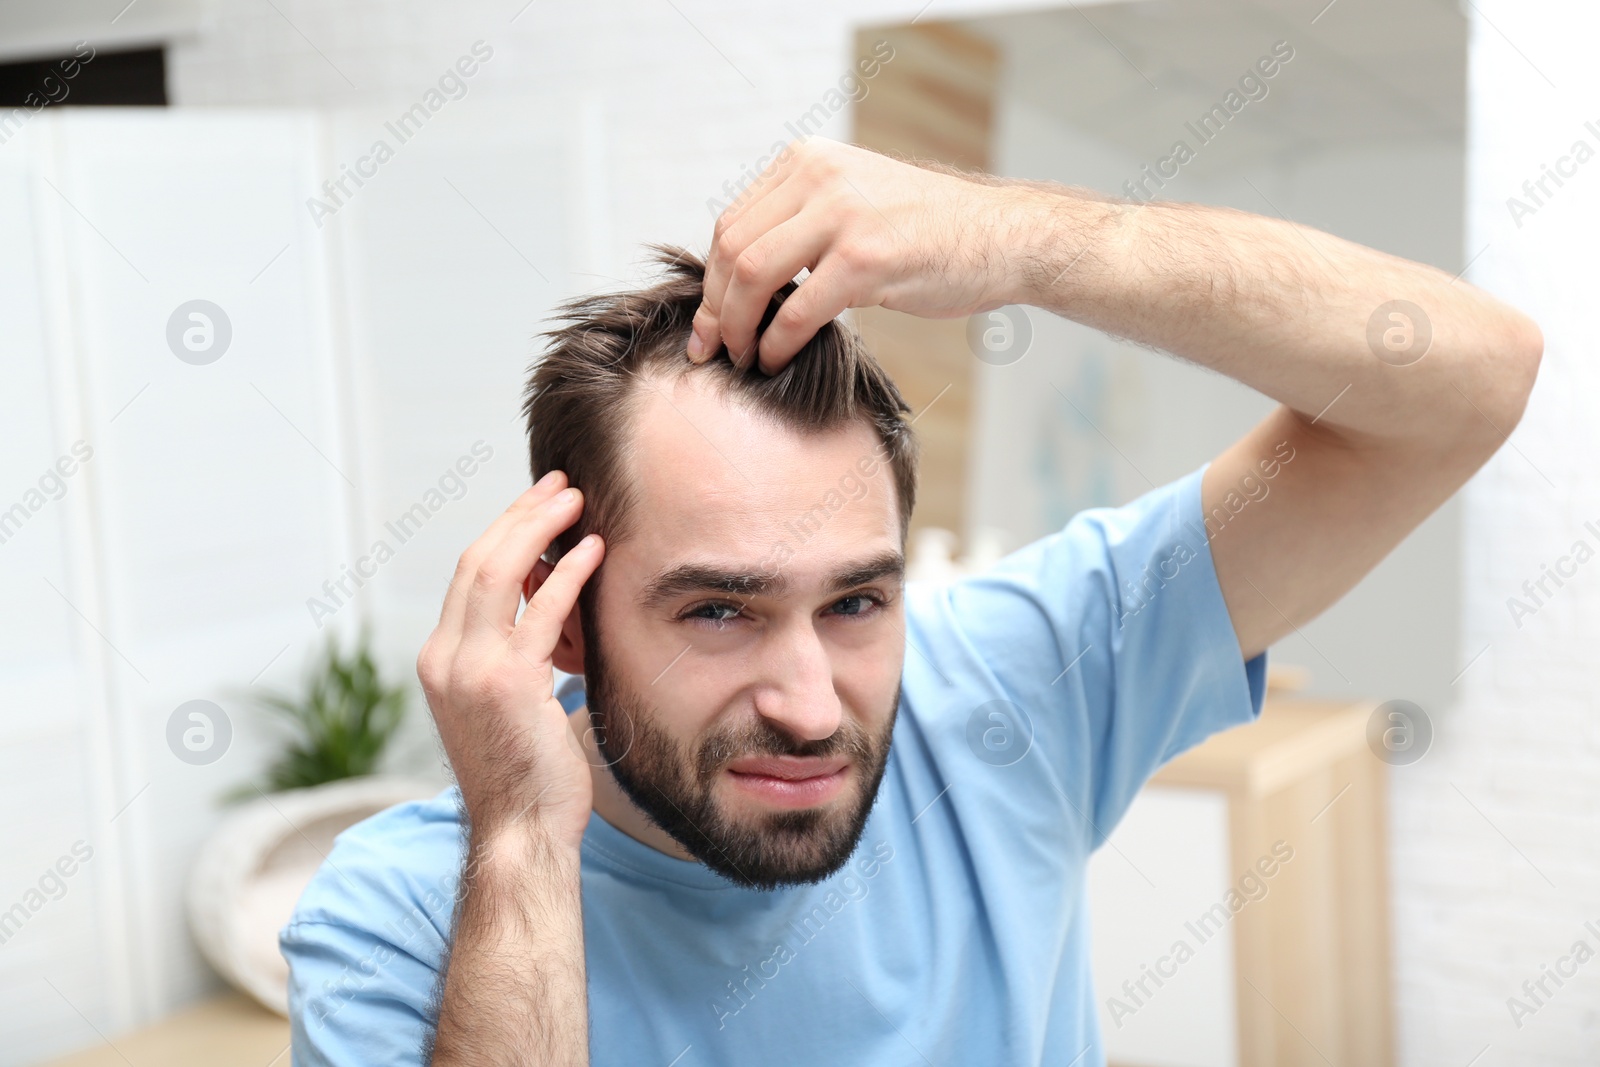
[525,556,587,675]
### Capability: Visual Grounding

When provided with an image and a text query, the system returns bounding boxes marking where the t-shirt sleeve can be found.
[927,462,1267,848]
[279,797,460,1066]
[282,917,439,1066]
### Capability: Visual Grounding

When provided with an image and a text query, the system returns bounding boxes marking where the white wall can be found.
[0,111,357,1062]
[1391,2,1600,1063]
[0,128,130,1064]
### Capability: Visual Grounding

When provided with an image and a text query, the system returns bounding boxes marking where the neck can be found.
[569,704,699,863]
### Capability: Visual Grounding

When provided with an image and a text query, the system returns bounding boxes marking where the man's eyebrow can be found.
[636,549,905,610]
[829,551,907,592]
[637,564,776,610]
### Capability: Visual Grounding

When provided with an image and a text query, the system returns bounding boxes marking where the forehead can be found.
[617,370,901,578]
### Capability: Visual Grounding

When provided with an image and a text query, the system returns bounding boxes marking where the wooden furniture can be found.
[1101,669,1394,1067]
[41,993,288,1067]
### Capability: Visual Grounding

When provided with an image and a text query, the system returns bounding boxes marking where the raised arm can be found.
[1014,191,1541,660]
[416,471,603,1065]
[689,137,1542,660]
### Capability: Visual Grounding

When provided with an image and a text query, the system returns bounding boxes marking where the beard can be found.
[579,592,897,891]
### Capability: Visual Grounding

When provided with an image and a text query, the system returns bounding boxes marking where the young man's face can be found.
[578,369,907,889]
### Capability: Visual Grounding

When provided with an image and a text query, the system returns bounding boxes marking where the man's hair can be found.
[521,244,920,570]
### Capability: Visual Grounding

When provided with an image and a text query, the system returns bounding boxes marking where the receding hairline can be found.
[522,243,920,568]
[603,357,907,538]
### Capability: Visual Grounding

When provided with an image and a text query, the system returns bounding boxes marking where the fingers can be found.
[696,179,809,365]
[458,487,587,653]
[522,556,554,604]
[714,218,833,368]
[511,531,604,660]
[436,472,568,640]
[754,261,859,374]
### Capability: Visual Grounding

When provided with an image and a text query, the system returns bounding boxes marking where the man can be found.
[281,137,1541,1065]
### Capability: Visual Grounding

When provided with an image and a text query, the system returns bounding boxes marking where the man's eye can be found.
[683,601,742,626]
[829,593,887,618]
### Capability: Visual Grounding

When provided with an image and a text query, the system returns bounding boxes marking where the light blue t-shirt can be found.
[282,464,1267,1066]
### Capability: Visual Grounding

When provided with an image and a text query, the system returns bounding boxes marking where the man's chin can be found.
[687,829,863,890]
[675,786,874,890]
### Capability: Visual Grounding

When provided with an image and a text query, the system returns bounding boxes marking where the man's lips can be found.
[724,756,851,808]
[724,755,849,781]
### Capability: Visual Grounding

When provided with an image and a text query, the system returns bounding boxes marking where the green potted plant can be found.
[229,624,410,799]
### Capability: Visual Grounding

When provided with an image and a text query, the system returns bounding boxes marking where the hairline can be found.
[595,355,910,557]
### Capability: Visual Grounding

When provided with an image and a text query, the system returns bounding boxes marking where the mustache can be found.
[695,715,878,778]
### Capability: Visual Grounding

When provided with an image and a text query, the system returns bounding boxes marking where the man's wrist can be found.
[465,820,584,891]
[459,775,592,856]
[991,182,1129,314]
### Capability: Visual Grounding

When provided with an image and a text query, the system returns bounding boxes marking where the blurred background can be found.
[0,0,1591,1064]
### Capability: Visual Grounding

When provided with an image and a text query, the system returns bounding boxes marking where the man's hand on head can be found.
[420,471,602,1064]
[690,137,1033,375]
[416,469,603,850]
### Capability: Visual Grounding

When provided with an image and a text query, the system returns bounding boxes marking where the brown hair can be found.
[521,244,920,571]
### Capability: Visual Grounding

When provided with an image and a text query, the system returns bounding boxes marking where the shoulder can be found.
[889,468,1258,833]
[899,469,1215,681]
[283,786,465,960]
[281,789,464,1063]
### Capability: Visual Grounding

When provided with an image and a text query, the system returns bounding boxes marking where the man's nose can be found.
[751,623,843,742]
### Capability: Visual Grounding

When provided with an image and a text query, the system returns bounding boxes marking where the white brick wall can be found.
[1390,2,1600,1063]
